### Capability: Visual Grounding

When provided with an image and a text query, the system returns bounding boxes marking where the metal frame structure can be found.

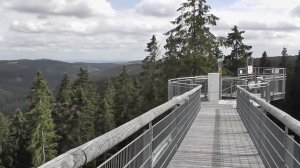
[168,76,208,100]
[223,67,286,101]
[237,86,300,168]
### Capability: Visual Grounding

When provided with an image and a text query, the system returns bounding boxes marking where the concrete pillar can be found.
[208,73,220,102]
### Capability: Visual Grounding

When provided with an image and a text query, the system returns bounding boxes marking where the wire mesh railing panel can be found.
[96,85,201,168]
[237,86,300,168]
[123,145,151,168]
[153,91,200,168]
[168,77,207,100]
[152,115,177,151]
[98,129,152,168]
[286,136,300,168]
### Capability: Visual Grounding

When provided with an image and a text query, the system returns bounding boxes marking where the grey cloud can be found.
[1,0,114,18]
[291,5,300,17]
[239,21,300,31]
[135,0,178,17]
[2,30,148,61]
[243,31,286,40]
[8,20,124,36]
[7,20,153,50]
[213,20,300,32]
[9,19,165,36]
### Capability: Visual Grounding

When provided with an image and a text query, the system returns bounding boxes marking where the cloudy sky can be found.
[0,0,300,62]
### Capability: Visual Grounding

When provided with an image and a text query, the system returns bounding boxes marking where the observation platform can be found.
[168,101,265,168]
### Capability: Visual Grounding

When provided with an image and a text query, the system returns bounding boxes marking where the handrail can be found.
[39,85,202,168]
[237,85,300,136]
[168,76,208,100]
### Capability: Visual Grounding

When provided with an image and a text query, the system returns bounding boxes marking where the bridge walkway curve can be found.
[168,101,264,168]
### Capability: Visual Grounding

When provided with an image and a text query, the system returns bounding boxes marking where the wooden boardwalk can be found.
[168,102,265,168]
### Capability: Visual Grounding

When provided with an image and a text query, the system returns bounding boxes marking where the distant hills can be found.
[0,55,297,115]
[0,59,143,115]
[253,55,297,67]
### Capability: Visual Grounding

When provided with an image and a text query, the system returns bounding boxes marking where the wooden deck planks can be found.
[167,102,264,168]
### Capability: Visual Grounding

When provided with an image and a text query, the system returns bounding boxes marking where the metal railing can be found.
[221,77,245,98]
[168,76,207,100]
[40,85,202,168]
[223,67,286,101]
[237,85,300,168]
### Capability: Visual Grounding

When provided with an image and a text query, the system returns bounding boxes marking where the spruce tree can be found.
[279,47,288,68]
[223,25,252,76]
[54,73,79,153]
[114,66,138,126]
[26,72,58,167]
[260,51,270,67]
[0,112,11,168]
[9,109,31,168]
[131,78,143,116]
[163,33,181,79]
[97,80,116,135]
[164,0,219,76]
[142,35,161,109]
[73,68,99,142]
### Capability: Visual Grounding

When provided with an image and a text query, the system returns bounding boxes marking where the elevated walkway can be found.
[41,69,300,168]
[168,101,264,167]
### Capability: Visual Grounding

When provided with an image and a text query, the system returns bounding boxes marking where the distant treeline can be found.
[257,49,300,124]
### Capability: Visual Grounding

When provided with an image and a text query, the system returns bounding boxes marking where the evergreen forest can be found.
[1,0,300,167]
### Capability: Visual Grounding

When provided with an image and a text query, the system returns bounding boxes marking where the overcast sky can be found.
[0,0,300,62]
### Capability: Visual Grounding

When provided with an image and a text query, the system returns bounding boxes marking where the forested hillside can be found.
[0,59,142,115]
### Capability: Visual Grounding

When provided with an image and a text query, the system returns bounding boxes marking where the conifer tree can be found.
[73,68,99,142]
[164,0,219,76]
[54,73,79,153]
[223,25,252,76]
[279,47,288,68]
[0,112,11,168]
[163,33,181,79]
[260,51,270,67]
[26,72,58,167]
[97,80,116,134]
[114,66,138,126]
[9,109,31,168]
[142,35,161,108]
[131,78,143,116]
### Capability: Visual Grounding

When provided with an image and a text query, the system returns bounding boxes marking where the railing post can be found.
[284,127,294,168]
[149,122,153,167]
[168,80,172,100]
[230,78,233,98]
[177,79,180,96]
[266,84,270,102]
[283,68,286,94]
[273,68,275,97]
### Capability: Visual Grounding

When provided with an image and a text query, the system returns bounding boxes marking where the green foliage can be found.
[142,35,163,109]
[260,51,270,67]
[26,72,58,167]
[97,80,116,134]
[54,73,79,153]
[9,109,31,168]
[0,112,12,168]
[164,0,219,77]
[288,50,300,120]
[279,47,288,68]
[114,66,141,126]
[73,68,99,142]
[223,25,252,76]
